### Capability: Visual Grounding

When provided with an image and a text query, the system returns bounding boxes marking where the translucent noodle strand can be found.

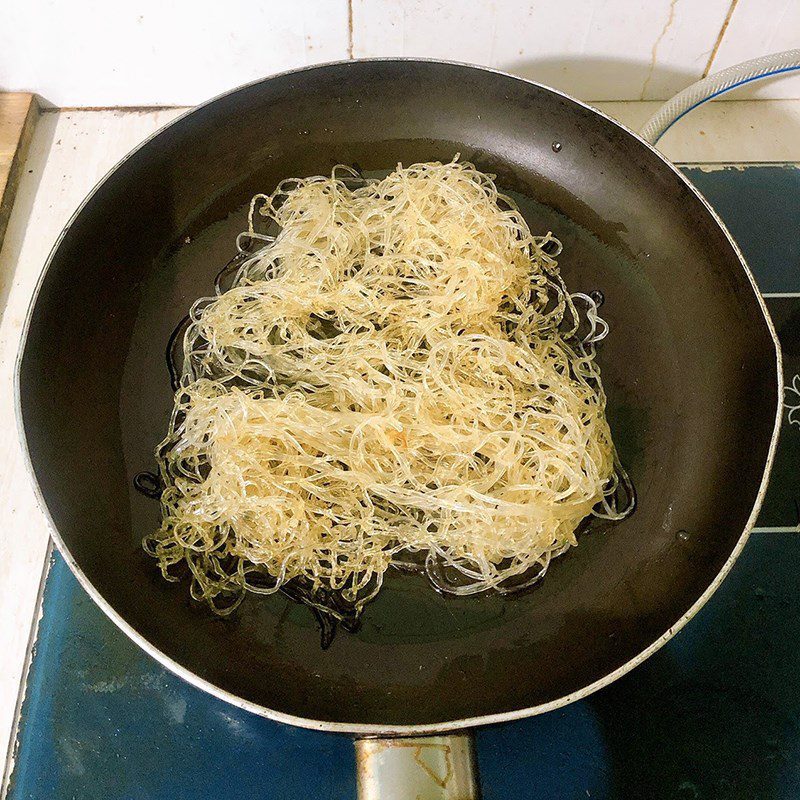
[144,158,632,618]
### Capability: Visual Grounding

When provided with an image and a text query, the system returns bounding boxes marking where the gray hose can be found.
[640,49,800,145]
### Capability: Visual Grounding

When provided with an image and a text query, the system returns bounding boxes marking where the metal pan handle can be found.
[355,733,479,799]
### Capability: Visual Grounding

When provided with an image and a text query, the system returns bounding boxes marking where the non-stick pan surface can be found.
[17,60,780,733]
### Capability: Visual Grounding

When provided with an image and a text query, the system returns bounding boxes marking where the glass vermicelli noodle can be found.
[144,158,632,624]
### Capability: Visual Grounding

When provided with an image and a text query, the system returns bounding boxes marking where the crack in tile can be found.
[640,0,680,100]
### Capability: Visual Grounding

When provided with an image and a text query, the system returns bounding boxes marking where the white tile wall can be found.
[708,0,800,99]
[0,1,799,116]
[352,0,732,100]
[0,0,349,107]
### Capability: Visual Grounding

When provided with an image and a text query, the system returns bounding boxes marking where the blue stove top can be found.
[6,164,800,800]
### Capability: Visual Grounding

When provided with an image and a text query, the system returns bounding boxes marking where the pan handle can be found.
[355,733,479,799]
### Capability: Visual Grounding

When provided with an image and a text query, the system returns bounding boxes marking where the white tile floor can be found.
[1,99,798,772]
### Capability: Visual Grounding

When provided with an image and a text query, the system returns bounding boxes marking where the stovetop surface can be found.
[6,165,800,800]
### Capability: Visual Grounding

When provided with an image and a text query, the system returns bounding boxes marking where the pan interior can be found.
[18,61,778,729]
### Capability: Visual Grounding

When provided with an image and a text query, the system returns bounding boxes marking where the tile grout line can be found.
[347,0,354,60]
[702,0,741,78]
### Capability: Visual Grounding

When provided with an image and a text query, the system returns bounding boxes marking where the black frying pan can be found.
[16,60,780,796]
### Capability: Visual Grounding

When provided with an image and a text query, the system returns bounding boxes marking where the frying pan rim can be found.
[14,57,783,736]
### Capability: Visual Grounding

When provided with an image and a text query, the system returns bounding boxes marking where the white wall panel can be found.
[0,1,796,113]
[0,0,350,107]
[351,0,732,100]
[708,0,800,99]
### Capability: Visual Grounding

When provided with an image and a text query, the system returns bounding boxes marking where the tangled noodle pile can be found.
[144,158,631,621]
